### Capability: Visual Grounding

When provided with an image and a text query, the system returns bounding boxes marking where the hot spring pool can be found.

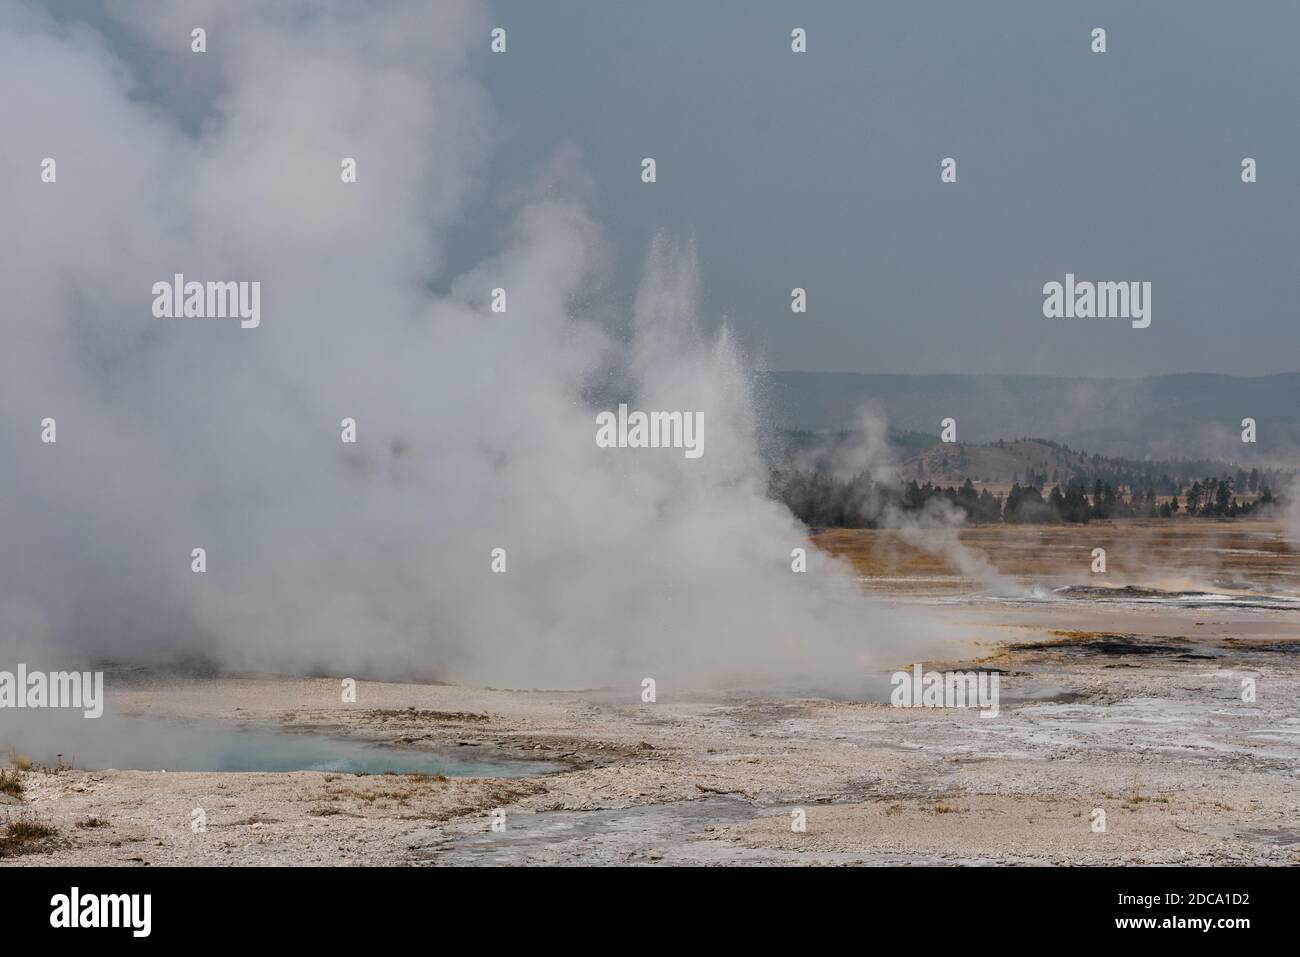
[22,715,555,777]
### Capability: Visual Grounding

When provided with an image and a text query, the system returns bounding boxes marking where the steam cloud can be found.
[1283,479,1300,547]
[0,0,943,689]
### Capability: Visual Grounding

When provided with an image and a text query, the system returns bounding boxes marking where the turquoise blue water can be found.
[31,715,554,777]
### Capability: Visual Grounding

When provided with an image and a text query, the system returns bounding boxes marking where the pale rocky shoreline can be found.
[4,619,1299,865]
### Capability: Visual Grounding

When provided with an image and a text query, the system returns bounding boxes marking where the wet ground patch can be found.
[1012,632,1203,657]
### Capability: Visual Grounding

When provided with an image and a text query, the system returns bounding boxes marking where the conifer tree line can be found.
[771,471,1280,529]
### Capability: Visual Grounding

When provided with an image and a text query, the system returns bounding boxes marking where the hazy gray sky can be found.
[46,0,1300,378]
[464,0,1300,377]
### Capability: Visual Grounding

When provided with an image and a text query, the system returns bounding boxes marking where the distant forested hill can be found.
[755,371,1300,463]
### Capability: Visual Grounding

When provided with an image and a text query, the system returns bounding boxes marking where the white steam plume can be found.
[0,1,946,689]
